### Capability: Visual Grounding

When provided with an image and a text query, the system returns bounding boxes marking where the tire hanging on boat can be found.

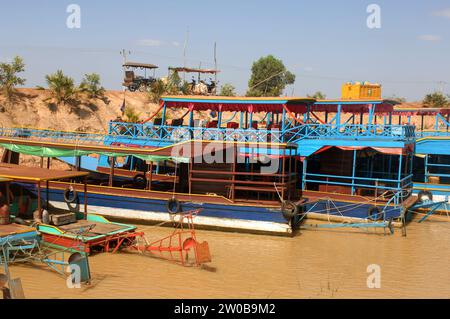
[368,206,382,221]
[64,187,78,204]
[281,201,299,222]
[167,197,181,215]
[133,174,147,188]
[417,190,433,203]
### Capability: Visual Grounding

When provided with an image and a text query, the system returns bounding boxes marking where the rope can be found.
[303,191,400,218]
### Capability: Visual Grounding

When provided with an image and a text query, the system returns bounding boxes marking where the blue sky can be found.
[0,0,449,100]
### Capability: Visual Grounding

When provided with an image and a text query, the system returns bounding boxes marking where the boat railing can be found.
[0,126,161,148]
[109,122,284,143]
[109,122,416,144]
[304,172,414,202]
[284,124,416,143]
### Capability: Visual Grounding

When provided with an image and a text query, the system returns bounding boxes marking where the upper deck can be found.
[108,96,416,149]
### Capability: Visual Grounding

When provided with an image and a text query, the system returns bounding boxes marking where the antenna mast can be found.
[183,27,189,82]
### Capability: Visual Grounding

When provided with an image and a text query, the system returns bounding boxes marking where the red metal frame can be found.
[40,210,211,267]
[128,209,211,267]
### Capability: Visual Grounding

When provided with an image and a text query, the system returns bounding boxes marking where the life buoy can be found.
[368,206,382,221]
[417,190,433,203]
[64,187,78,204]
[167,198,181,215]
[133,174,147,188]
[281,201,299,222]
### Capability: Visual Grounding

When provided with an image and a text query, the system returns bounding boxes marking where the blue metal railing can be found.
[283,124,415,143]
[304,173,413,205]
[304,173,413,190]
[109,122,415,144]
[0,122,416,149]
[0,127,163,147]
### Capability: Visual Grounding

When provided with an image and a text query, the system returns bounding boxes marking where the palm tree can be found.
[148,79,168,103]
[42,70,78,106]
[79,73,105,99]
[124,106,141,122]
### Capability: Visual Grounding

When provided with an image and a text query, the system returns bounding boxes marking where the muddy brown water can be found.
[5,216,450,299]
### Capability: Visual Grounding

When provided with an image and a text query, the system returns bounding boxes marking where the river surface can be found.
[6,215,450,299]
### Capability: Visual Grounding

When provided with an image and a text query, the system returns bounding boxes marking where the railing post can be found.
[281,106,287,142]
[160,102,167,139]
[336,104,341,129]
[351,149,357,195]
[398,152,403,190]
[302,158,308,191]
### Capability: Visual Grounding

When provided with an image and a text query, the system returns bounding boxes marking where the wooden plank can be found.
[9,278,26,299]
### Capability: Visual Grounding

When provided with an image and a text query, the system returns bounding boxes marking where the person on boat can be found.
[0,196,10,225]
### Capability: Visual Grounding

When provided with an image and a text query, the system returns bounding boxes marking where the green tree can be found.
[42,70,78,105]
[80,73,105,99]
[220,83,236,96]
[307,91,326,100]
[124,106,142,123]
[246,55,295,97]
[385,95,406,103]
[148,79,168,103]
[0,56,26,100]
[423,92,449,108]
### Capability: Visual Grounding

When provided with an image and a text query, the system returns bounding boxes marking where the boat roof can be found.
[0,163,88,182]
[161,95,316,113]
[315,99,399,105]
[392,107,450,115]
[123,62,159,69]
[311,99,400,114]
[168,67,219,74]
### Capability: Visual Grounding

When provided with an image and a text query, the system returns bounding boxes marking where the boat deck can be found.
[58,220,132,239]
[0,223,35,238]
[38,215,138,254]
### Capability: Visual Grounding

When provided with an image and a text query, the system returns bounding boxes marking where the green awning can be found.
[0,143,189,163]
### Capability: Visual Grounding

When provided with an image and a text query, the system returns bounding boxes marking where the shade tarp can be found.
[0,143,189,163]
[310,145,408,156]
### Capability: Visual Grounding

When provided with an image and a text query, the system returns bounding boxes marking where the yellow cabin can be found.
[342,82,382,100]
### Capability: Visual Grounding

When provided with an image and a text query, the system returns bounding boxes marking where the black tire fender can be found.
[368,206,382,221]
[64,187,78,204]
[281,201,299,222]
[417,190,433,203]
[167,198,181,215]
[133,174,147,187]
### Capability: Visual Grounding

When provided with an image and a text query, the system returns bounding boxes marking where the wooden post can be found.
[47,157,51,169]
[84,176,88,219]
[281,150,286,200]
[37,182,42,219]
[40,157,44,168]
[148,162,153,191]
[231,143,237,202]
[109,157,115,187]
[46,180,49,211]
[75,156,81,171]
[6,182,10,206]
[189,159,193,194]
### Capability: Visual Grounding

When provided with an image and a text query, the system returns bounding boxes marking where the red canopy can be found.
[161,96,315,113]
[312,103,394,114]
